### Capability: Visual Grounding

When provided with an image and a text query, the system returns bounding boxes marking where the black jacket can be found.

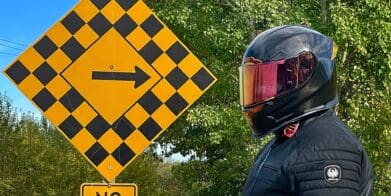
[242,110,374,195]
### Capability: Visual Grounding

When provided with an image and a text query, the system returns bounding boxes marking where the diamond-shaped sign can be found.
[3,0,216,181]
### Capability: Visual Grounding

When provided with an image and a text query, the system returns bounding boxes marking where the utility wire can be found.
[0,38,27,47]
[0,43,24,51]
[0,51,18,56]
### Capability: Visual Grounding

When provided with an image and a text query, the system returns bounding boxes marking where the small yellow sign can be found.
[81,183,137,196]
[3,0,216,182]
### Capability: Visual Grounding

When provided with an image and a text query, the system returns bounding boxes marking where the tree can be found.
[0,93,185,195]
[330,0,391,194]
[147,0,390,194]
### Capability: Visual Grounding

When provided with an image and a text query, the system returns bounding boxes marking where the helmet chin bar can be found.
[250,96,339,139]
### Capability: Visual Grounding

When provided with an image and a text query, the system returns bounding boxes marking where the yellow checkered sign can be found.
[81,183,137,196]
[3,0,216,181]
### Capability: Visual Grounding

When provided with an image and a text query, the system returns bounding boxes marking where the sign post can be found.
[3,0,216,194]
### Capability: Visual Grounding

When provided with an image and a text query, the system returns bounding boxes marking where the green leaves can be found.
[329,0,391,193]
[150,0,390,194]
[0,93,185,195]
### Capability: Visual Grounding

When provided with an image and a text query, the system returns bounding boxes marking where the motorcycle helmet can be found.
[239,25,338,138]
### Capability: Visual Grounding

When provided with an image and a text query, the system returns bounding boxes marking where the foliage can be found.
[0,93,99,195]
[330,0,391,194]
[0,93,182,195]
[118,149,190,196]
[148,0,391,195]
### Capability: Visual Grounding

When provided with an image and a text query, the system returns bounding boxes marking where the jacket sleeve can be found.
[290,146,371,196]
[359,150,374,196]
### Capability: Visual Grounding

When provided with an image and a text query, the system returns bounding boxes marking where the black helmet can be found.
[239,25,338,138]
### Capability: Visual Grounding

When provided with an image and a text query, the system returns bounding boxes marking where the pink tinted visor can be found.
[239,52,315,108]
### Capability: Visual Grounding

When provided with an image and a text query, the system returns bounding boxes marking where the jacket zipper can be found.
[255,146,272,176]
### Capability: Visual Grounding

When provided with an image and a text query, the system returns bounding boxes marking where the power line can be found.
[0,51,18,56]
[0,43,24,51]
[0,38,27,47]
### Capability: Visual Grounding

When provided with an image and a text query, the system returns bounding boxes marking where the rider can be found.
[239,25,374,195]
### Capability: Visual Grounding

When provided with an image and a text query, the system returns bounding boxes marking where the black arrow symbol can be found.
[92,66,150,88]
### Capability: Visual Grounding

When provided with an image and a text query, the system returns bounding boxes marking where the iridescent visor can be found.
[239,52,315,108]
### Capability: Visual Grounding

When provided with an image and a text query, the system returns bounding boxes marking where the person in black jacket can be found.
[239,25,374,195]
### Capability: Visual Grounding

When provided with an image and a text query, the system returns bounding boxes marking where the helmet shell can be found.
[241,25,338,138]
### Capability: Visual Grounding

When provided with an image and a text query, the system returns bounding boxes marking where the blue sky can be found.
[0,0,77,116]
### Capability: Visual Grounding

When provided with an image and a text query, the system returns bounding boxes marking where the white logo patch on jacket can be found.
[324,164,342,184]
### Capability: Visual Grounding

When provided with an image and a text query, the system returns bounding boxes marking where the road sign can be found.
[81,183,137,196]
[3,0,216,181]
